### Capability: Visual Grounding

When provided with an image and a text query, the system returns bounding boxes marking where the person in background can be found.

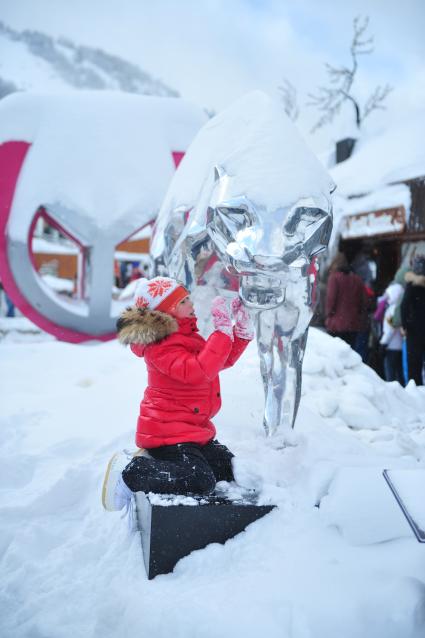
[351,251,374,289]
[114,260,121,288]
[120,261,130,288]
[388,264,410,328]
[387,263,411,384]
[401,254,425,386]
[325,252,367,349]
[0,280,16,318]
[351,251,375,362]
[373,291,388,339]
[129,262,143,282]
[355,282,374,362]
[5,292,15,317]
[379,282,405,384]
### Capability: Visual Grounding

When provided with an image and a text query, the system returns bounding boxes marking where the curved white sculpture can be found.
[0,92,206,342]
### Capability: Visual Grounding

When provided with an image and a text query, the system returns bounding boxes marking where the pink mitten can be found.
[231,297,254,341]
[211,296,233,339]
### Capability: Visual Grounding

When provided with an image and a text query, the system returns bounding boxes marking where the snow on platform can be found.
[1,327,425,637]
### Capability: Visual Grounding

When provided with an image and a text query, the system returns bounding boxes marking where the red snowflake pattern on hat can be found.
[135,296,149,309]
[147,278,173,298]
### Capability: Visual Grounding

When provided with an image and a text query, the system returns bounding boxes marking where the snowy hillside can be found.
[1,326,425,637]
[0,21,178,98]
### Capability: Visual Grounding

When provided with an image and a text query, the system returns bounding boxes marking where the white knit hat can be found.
[133,277,189,313]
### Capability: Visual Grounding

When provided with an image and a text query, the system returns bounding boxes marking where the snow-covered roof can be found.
[32,238,148,261]
[130,224,152,240]
[0,91,207,239]
[331,111,425,198]
[340,184,411,217]
[32,237,79,255]
[332,184,411,240]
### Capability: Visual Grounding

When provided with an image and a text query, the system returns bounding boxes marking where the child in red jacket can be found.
[102,276,253,511]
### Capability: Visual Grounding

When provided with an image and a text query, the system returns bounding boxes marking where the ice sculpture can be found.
[151,92,335,435]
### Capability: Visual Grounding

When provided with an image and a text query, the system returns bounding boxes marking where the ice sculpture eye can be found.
[283,207,327,237]
[281,206,332,264]
[217,207,251,227]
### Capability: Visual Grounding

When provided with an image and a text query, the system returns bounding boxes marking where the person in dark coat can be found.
[325,252,368,348]
[401,255,425,385]
[102,276,253,512]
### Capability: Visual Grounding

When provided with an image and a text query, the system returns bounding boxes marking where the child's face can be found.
[170,295,195,319]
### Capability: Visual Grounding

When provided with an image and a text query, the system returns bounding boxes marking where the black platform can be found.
[135,491,275,579]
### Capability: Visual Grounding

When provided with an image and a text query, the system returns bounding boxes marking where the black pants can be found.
[329,331,358,348]
[406,333,425,386]
[383,349,404,385]
[122,439,234,496]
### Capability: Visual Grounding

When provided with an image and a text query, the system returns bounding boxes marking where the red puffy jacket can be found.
[117,307,249,448]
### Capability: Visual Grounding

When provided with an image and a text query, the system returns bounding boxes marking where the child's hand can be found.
[231,297,255,341]
[231,297,242,317]
[211,297,233,339]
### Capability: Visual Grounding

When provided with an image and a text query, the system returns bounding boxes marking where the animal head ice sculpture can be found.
[151,92,335,436]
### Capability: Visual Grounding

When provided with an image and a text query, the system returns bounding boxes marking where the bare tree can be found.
[278,78,299,121]
[307,16,392,133]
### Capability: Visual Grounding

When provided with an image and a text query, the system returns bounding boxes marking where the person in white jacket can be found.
[380,282,405,384]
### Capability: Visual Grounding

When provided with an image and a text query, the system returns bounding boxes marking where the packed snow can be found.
[1,323,425,638]
[32,237,79,255]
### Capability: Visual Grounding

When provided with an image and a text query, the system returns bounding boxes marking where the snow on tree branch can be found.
[278,79,299,121]
[363,84,393,119]
[308,15,392,133]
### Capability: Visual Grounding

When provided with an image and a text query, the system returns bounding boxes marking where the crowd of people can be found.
[114,260,149,289]
[324,252,425,386]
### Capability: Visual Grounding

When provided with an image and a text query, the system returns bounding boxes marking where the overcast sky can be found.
[1,0,424,152]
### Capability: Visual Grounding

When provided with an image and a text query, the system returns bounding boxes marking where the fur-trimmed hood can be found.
[405,271,425,288]
[116,307,178,346]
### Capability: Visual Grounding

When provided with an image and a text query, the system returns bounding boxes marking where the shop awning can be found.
[340,206,406,239]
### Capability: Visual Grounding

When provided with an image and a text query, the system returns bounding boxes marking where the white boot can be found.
[102,452,133,512]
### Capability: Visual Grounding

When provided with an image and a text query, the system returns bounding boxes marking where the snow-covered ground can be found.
[1,326,425,638]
